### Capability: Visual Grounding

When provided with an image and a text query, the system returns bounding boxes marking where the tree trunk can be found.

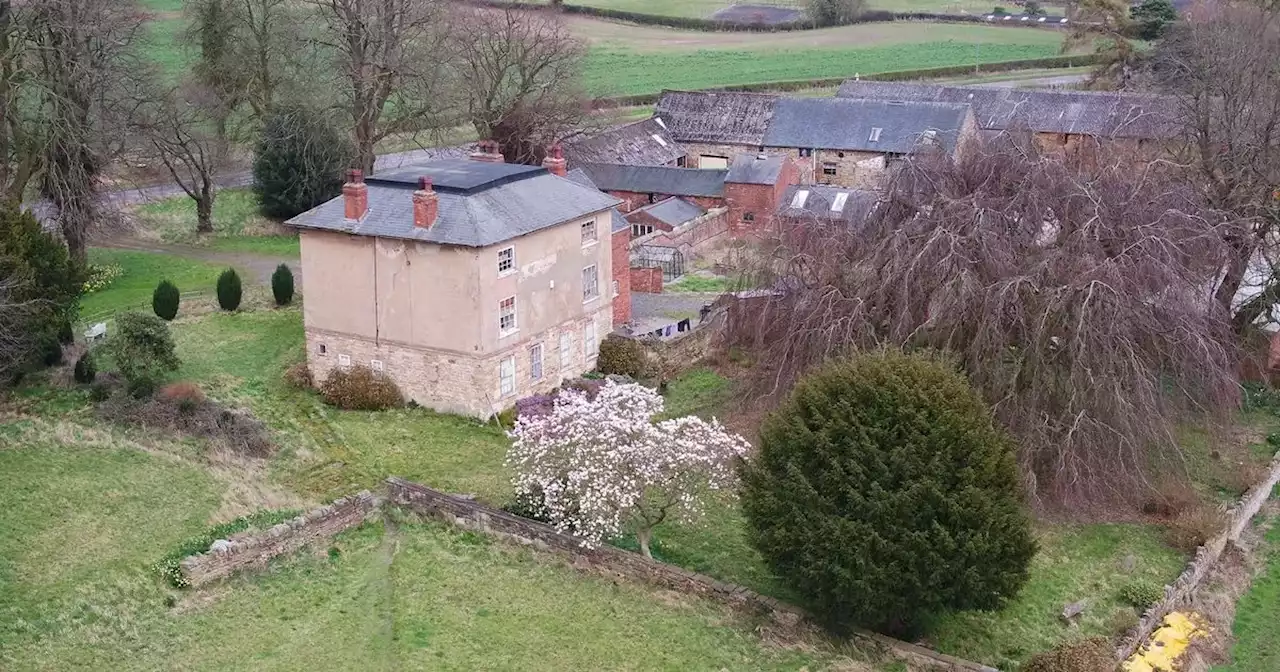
[636,527,653,559]
[196,193,214,234]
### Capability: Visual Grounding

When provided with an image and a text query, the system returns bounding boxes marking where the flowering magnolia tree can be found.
[506,381,751,558]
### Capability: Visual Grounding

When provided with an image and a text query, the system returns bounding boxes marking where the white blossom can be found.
[506,380,752,558]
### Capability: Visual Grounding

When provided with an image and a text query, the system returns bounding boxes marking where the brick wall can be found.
[606,190,724,214]
[385,476,997,672]
[634,209,729,254]
[611,227,632,325]
[306,305,612,418]
[631,266,664,293]
[723,157,797,237]
[625,207,676,233]
[179,492,380,587]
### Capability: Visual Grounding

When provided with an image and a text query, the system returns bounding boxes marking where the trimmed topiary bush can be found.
[152,280,180,320]
[1020,637,1114,672]
[320,365,403,410]
[596,334,647,378]
[253,106,354,219]
[216,268,242,311]
[741,349,1036,634]
[271,263,294,306]
[73,353,96,384]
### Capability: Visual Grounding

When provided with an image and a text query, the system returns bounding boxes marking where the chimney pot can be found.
[542,143,568,178]
[413,174,438,229]
[343,168,368,221]
[469,140,505,164]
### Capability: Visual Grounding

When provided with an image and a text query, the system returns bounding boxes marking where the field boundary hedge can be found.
[593,53,1103,107]
[465,0,1068,33]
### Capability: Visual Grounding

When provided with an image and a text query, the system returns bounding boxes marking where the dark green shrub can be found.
[597,335,647,377]
[1020,637,1114,672]
[271,263,294,306]
[741,350,1036,633]
[253,106,354,219]
[319,365,404,410]
[106,312,181,396]
[1119,580,1164,610]
[88,381,112,401]
[57,320,74,345]
[41,339,64,366]
[152,280,181,320]
[0,205,83,382]
[216,268,242,311]
[1130,0,1177,40]
[807,0,865,26]
[993,5,1008,14]
[73,353,96,384]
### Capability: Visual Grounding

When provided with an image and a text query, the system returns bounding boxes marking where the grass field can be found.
[80,249,227,321]
[1214,518,1280,672]
[536,0,1063,18]
[133,189,301,257]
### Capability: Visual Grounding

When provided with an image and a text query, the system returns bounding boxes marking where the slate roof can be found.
[287,159,620,247]
[834,81,1179,139]
[726,153,787,185]
[579,163,728,198]
[566,167,630,234]
[563,118,685,168]
[776,185,879,226]
[764,98,971,154]
[654,90,778,145]
[627,197,707,228]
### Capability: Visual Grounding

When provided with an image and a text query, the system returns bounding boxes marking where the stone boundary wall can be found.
[631,208,729,255]
[1115,450,1280,661]
[385,477,997,672]
[179,491,381,587]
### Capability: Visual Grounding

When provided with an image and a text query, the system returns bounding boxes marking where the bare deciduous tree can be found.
[0,270,40,382]
[732,137,1243,509]
[1155,5,1280,332]
[187,0,307,121]
[27,0,146,265]
[452,6,587,165]
[0,0,40,204]
[139,82,232,234]
[309,0,451,173]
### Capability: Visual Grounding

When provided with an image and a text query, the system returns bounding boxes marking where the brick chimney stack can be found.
[343,169,367,221]
[542,144,567,177]
[413,176,438,229]
[469,140,505,163]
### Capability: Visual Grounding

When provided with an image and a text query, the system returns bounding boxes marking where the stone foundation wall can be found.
[179,492,381,587]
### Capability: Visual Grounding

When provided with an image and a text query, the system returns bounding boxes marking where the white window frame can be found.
[582,265,599,303]
[583,319,597,361]
[529,343,544,381]
[371,359,384,373]
[338,354,351,367]
[497,246,515,276]
[632,223,654,238]
[822,162,838,176]
[499,355,516,397]
[612,279,619,298]
[499,296,518,336]
[559,331,574,368]
[581,220,598,247]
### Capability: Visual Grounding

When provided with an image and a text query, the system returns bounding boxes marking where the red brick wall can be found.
[612,227,632,324]
[625,208,674,233]
[631,266,664,294]
[724,157,798,237]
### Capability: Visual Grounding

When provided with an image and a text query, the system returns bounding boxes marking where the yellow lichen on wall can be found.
[1122,612,1208,672]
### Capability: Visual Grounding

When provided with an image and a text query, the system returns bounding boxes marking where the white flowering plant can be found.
[506,380,751,558]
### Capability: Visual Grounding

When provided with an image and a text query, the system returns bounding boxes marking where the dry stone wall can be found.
[179,491,381,587]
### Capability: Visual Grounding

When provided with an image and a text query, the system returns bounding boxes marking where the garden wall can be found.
[1115,450,1280,661]
[630,266,664,293]
[179,491,381,587]
[385,476,998,672]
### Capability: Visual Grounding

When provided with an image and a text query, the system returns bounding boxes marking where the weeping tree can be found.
[732,136,1243,508]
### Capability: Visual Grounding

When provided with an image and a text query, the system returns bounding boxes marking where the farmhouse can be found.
[654,90,977,188]
[834,81,1179,157]
[288,152,621,418]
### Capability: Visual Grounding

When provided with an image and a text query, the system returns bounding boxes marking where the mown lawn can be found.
[80,248,227,322]
[133,189,301,257]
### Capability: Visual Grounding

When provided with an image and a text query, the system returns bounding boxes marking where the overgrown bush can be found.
[216,268,242,311]
[271,263,294,306]
[153,508,303,588]
[152,280,180,320]
[0,205,84,383]
[105,312,181,396]
[1020,637,1114,672]
[283,361,313,390]
[741,350,1036,633]
[73,353,96,384]
[253,106,354,219]
[97,392,274,456]
[807,0,865,26]
[320,365,403,410]
[1140,478,1199,518]
[88,381,112,402]
[41,338,64,366]
[57,320,74,345]
[159,381,207,413]
[1165,505,1228,553]
[596,334,647,378]
[1119,580,1164,610]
